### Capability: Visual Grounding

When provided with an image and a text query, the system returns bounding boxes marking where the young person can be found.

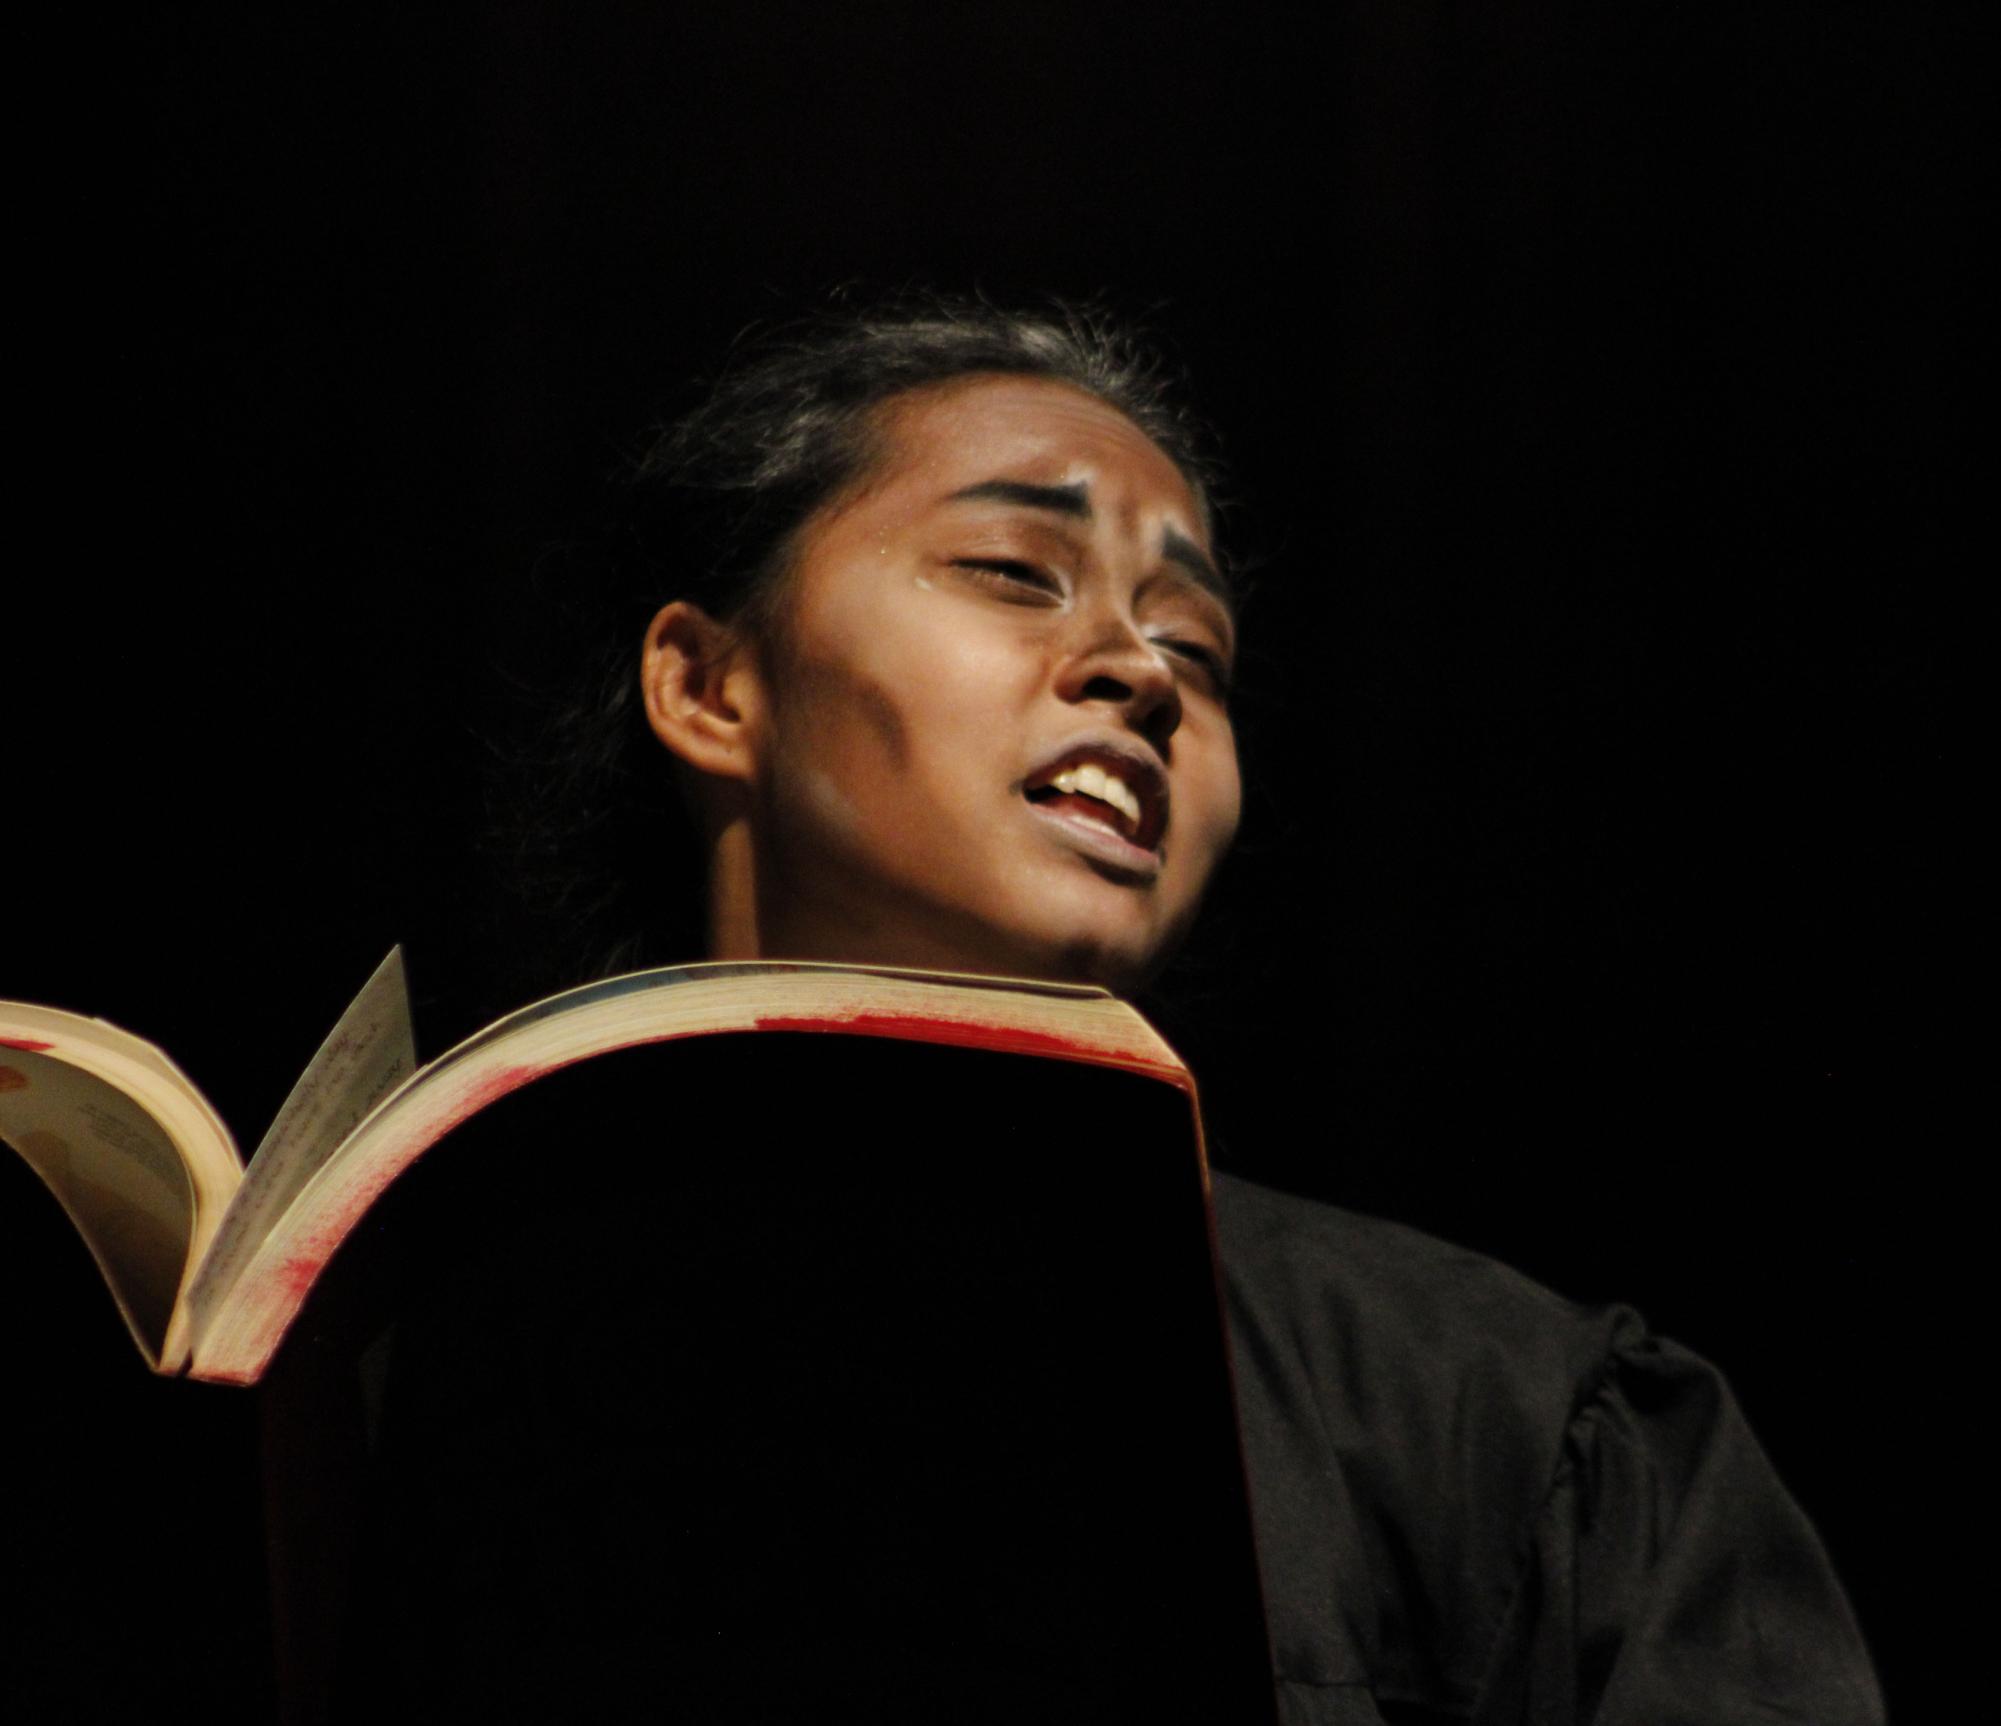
[356,298,1882,1724]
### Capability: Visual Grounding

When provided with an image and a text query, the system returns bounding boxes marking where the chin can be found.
[1022,921,1175,996]
[982,890,1194,996]
[813,867,1190,994]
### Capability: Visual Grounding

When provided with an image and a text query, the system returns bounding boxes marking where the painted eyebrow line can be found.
[943,477,1234,618]
[944,478,1091,517]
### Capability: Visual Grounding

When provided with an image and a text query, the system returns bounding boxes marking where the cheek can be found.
[1178,747,1244,881]
[1213,760,1245,847]
[843,675,914,772]
[770,621,1030,843]
[770,630,914,789]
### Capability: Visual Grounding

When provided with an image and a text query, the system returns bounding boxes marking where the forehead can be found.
[854,374,1208,542]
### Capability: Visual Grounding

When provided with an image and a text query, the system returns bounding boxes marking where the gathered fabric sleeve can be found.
[1474,1320,1885,1726]
[1212,1173,1883,1726]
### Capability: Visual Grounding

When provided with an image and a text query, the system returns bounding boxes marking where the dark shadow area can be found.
[9,4,1966,1713]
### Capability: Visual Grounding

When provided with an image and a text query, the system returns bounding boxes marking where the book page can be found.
[0,1047,195,1365]
[183,949,416,1343]
[193,962,1191,1382]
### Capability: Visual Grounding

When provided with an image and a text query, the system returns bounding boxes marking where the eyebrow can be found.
[945,478,1091,518]
[943,477,1234,617]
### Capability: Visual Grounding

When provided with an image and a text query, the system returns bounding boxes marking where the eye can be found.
[1154,636,1234,697]
[950,558,1064,600]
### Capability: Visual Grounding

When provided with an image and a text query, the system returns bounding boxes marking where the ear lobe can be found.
[640,600,764,782]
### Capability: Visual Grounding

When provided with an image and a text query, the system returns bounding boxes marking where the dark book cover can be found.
[262,1033,1275,1724]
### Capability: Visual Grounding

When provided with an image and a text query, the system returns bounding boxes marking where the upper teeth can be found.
[1049,763,1144,831]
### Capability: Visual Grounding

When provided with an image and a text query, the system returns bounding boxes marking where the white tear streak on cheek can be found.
[912,574,934,590]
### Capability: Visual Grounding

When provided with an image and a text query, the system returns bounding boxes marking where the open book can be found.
[0,951,1199,1386]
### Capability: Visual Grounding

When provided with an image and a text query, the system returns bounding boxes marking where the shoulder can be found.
[1212,1168,1639,1427]
[1210,1169,1644,1704]
[1210,1172,1884,1723]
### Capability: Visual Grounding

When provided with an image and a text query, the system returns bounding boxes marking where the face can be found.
[730,374,1242,992]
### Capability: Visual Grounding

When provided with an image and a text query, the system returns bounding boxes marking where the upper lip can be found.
[1020,736,1171,852]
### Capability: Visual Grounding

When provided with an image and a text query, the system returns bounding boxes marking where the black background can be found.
[7,4,1967,1716]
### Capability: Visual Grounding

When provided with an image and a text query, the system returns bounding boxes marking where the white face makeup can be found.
[684,373,1243,993]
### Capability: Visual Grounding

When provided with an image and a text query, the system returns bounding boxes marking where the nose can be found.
[1055,615,1183,752]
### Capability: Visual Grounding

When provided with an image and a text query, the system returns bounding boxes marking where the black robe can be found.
[1213,1172,1883,1723]
[327,1074,1880,1723]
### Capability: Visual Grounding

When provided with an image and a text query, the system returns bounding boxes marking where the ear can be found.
[639,600,767,784]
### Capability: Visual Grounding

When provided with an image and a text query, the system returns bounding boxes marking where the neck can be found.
[704,815,1033,978]
[704,816,765,960]
[702,812,1144,988]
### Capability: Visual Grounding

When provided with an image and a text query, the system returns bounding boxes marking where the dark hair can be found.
[493,291,1240,989]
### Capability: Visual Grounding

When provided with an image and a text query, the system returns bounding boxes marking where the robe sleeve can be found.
[1478,1322,1885,1725]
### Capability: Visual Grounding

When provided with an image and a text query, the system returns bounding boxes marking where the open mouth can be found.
[1021,746,1168,855]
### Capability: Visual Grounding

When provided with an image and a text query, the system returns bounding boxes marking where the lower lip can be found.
[1024,799,1163,880]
